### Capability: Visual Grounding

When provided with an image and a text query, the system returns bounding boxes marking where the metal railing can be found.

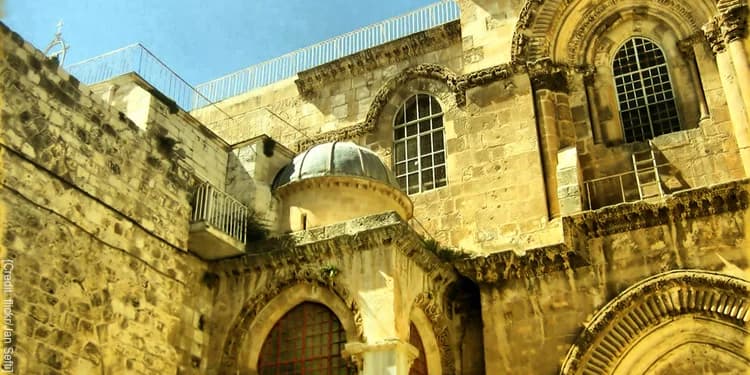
[583,164,677,210]
[192,183,249,243]
[66,43,204,111]
[192,0,460,107]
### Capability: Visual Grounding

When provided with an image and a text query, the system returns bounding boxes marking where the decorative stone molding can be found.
[295,21,461,97]
[218,275,364,372]
[560,270,750,374]
[294,61,521,152]
[512,0,706,64]
[676,33,706,59]
[454,244,587,284]
[567,180,750,238]
[295,63,462,151]
[413,292,456,374]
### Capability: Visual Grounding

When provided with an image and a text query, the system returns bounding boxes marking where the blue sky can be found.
[4,0,438,84]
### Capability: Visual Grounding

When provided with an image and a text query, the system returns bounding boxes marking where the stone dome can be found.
[272,141,400,189]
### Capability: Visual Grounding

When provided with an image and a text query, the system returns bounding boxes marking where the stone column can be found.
[529,62,579,218]
[677,35,711,121]
[720,5,750,119]
[344,340,419,375]
[704,17,750,177]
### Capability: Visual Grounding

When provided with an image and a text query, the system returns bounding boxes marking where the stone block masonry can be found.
[0,22,212,374]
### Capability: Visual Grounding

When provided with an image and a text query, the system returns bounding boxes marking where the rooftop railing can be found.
[192,0,460,108]
[65,1,459,111]
[582,164,691,210]
[192,183,249,243]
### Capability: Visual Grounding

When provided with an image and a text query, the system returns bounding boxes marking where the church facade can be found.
[2,0,750,374]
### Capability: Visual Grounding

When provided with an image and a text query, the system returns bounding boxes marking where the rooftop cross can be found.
[44,19,70,66]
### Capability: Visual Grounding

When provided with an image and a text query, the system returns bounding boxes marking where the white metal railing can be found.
[192,0,460,108]
[583,163,680,210]
[191,183,249,243]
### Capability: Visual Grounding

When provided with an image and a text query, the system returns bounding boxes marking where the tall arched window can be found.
[258,302,350,374]
[409,323,429,375]
[394,94,447,194]
[613,37,681,143]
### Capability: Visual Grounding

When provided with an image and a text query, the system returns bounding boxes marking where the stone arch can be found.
[412,291,456,374]
[219,278,364,374]
[410,307,443,375]
[512,0,717,65]
[365,64,462,172]
[560,270,750,374]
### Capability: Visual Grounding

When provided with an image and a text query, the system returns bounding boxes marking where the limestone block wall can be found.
[89,74,230,189]
[1,24,212,374]
[191,23,463,148]
[478,185,749,374]
[457,0,525,71]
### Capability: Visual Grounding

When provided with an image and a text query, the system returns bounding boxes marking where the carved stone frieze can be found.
[295,21,461,97]
[567,180,750,238]
[561,270,750,374]
[527,58,571,93]
[413,292,456,374]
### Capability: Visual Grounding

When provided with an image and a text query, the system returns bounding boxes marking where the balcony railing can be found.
[192,183,249,243]
[192,0,460,107]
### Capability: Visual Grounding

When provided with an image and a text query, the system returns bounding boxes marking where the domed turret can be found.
[273,142,412,232]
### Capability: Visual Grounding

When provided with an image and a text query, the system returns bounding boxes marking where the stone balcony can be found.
[189,182,249,260]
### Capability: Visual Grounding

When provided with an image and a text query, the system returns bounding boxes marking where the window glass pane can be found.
[613,37,680,143]
[393,94,448,194]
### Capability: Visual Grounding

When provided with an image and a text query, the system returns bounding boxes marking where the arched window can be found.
[613,37,681,143]
[258,302,350,374]
[394,94,447,194]
[409,323,429,375]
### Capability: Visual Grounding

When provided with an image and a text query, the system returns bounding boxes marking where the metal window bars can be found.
[191,183,249,243]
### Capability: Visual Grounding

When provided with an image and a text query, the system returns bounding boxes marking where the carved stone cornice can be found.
[567,180,750,238]
[453,244,587,284]
[719,4,749,43]
[454,180,750,285]
[703,18,727,54]
[294,61,519,152]
[295,21,461,97]
[561,270,750,374]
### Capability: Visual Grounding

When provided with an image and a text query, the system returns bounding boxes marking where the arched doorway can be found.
[560,270,750,374]
[258,302,352,374]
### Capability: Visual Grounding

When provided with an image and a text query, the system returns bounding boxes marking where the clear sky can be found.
[3,0,439,85]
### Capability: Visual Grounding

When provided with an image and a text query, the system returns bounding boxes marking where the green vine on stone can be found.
[320,264,340,280]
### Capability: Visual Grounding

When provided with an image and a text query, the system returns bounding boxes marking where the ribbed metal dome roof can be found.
[272,142,399,189]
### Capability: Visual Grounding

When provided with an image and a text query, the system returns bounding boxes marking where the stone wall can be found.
[1,23,211,374]
[89,74,230,190]
[472,182,750,374]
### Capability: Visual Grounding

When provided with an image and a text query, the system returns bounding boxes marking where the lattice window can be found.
[258,303,351,375]
[409,323,429,375]
[394,94,447,194]
[613,37,681,143]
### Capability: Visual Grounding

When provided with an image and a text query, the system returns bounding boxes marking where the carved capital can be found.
[676,34,702,60]
[527,58,570,93]
[719,5,749,43]
[702,18,727,54]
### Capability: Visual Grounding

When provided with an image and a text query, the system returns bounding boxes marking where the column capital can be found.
[719,5,748,43]
[702,18,727,54]
[677,33,705,59]
[527,58,570,93]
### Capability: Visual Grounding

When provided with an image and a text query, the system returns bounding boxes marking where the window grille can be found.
[258,303,351,375]
[613,37,680,143]
[394,94,447,194]
[409,323,429,375]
